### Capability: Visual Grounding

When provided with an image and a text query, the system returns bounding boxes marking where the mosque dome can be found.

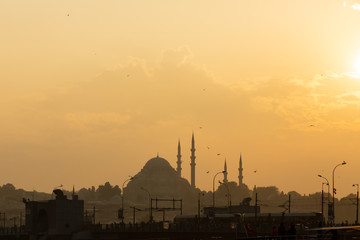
[124,155,192,202]
[141,156,177,175]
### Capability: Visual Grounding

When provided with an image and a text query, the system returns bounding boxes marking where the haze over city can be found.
[2,0,360,198]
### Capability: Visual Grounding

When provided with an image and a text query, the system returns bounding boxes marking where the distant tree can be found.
[340,193,356,204]
[0,183,16,193]
[78,188,91,200]
[96,182,121,200]
[288,191,302,199]
[256,186,281,201]
[0,183,18,200]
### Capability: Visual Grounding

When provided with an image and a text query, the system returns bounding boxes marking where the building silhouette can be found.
[24,189,84,235]
[124,155,194,214]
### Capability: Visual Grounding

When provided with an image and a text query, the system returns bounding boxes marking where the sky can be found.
[1,0,360,198]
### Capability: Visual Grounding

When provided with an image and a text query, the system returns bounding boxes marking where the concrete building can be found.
[24,189,84,235]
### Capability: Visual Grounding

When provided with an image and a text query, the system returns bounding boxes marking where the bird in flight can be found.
[217,153,221,156]
[254,170,257,173]
[206,171,210,174]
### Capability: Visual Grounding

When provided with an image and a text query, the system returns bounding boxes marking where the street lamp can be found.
[197,192,205,221]
[140,187,152,223]
[213,171,226,208]
[121,176,134,223]
[219,181,231,209]
[353,184,359,225]
[332,161,347,224]
[318,175,330,221]
[320,182,326,215]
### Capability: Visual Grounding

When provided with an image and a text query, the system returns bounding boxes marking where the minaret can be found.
[238,154,243,186]
[177,140,182,177]
[223,159,228,183]
[72,185,78,200]
[190,133,196,188]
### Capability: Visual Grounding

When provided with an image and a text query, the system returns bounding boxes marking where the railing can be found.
[236,236,332,240]
[0,226,26,235]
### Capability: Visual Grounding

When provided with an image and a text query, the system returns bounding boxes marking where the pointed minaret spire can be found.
[72,185,79,200]
[223,159,228,183]
[177,139,182,177]
[190,132,196,188]
[238,154,243,186]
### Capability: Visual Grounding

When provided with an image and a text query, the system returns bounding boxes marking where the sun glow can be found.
[352,3,360,10]
[355,56,360,72]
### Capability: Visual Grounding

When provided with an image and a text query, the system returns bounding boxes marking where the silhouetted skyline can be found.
[1,0,360,198]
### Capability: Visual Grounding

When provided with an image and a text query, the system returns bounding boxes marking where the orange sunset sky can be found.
[1,0,360,198]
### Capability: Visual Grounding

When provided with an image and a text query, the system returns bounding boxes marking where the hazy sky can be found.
[1,0,360,198]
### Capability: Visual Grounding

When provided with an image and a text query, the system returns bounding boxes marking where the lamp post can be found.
[332,161,347,225]
[318,174,330,223]
[140,187,152,223]
[219,181,231,209]
[0,212,6,228]
[353,184,359,225]
[213,171,226,208]
[121,176,133,223]
[197,192,206,222]
[321,182,325,215]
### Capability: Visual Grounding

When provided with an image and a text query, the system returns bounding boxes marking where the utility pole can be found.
[289,194,291,213]
[357,189,359,225]
[213,171,226,208]
[130,207,141,225]
[121,176,133,223]
[150,199,153,222]
[229,194,232,213]
[198,193,200,220]
[180,199,183,215]
[353,184,359,225]
[255,192,258,227]
[93,206,96,224]
[321,187,324,215]
[332,161,347,225]
[321,183,326,216]
[318,175,330,224]
[140,187,151,223]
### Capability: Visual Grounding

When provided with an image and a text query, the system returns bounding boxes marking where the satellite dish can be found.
[53,189,64,198]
